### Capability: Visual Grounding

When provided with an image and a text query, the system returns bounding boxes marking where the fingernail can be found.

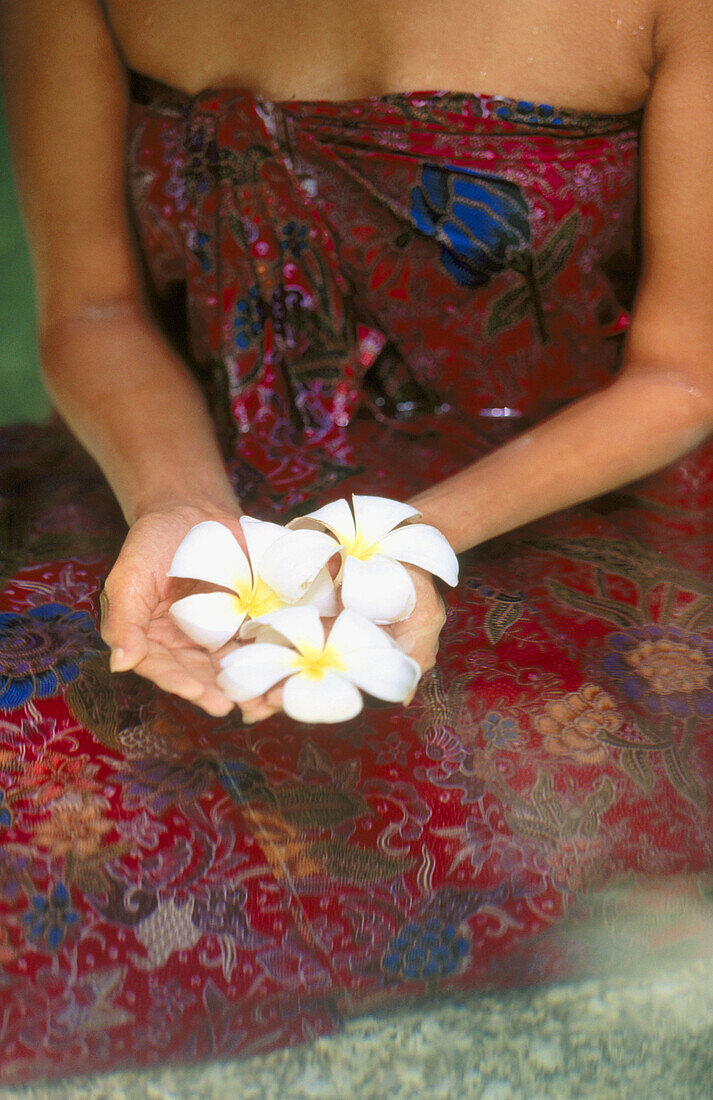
[109,647,125,672]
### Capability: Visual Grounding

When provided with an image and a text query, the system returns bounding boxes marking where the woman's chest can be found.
[106,0,655,111]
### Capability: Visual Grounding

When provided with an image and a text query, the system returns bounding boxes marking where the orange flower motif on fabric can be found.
[602,626,713,718]
[0,749,100,804]
[247,806,322,881]
[625,638,710,695]
[535,683,622,764]
[33,796,112,860]
[548,834,609,892]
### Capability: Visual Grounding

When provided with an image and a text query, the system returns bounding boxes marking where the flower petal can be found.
[218,643,297,701]
[239,621,294,646]
[378,523,459,586]
[169,592,245,651]
[282,672,363,723]
[326,612,420,702]
[341,555,417,623]
[239,515,288,572]
[341,648,421,703]
[292,498,356,544]
[168,521,251,592]
[294,566,339,617]
[352,495,421,543]
[259,529,341,603]
[248,605,325,654]
[327,608,396,654]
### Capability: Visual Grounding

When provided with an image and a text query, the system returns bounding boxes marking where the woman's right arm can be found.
[1,0,242,714]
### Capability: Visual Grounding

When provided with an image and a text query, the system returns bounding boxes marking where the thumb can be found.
[99,582,150,673]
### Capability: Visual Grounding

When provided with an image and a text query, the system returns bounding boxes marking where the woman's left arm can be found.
[409,0,713,554]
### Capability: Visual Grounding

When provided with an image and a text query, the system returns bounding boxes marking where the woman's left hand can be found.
[385,564,446,691]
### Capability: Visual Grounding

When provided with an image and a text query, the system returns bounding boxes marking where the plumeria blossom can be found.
[168,518,339,650]
[218,606,421,723]
[291,494,458,623]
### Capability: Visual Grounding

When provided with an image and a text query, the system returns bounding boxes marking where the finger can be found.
[408,639,439,673]
[265,684,284,709]
[239,689,284,724]
[138,663,234,717]
[239,700,281,724]
[131,635,236,716]
[241,684,284,723]
[413,599,446,670]
[394,617,444,672]
[100,581,150,673]
[194,687,235,718]
[132,654,206,703]
[402,682,419,707]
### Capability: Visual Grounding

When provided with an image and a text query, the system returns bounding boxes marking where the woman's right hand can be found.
[99,504,245,717]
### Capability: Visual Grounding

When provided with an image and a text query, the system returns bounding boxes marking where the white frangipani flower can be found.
[168,518,339,651]
[218,605,421,724]
[291,494,458,624]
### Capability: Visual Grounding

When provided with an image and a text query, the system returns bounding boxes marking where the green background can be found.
[0,93,50,425]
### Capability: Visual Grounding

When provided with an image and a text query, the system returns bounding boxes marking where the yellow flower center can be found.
[234,574,285,620]
[342,531,380,562]
[291,644,346,682]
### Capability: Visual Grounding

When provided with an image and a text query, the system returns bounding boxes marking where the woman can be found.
[0,0,712,1083]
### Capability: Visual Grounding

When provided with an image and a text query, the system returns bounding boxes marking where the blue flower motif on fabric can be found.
[22,882,80,952]
[279,220,309,259]
[234,286,265,350]
[185,126,223,196]
[481,711,520,747]
[409,164,531,288]
[495,100,565,127]
[192,230,212,273]
[216,759,274,805]
[382,918,470,981]
[0,603,104,710]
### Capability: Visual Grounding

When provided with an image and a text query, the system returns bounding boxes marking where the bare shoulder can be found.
[625,0,713,388]
[653,0,713,57]
[0,0,111,72]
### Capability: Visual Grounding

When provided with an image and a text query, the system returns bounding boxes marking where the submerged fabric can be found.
[2,85,713,1084]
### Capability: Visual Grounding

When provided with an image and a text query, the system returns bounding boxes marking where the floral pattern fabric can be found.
[1,82,713,1085]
